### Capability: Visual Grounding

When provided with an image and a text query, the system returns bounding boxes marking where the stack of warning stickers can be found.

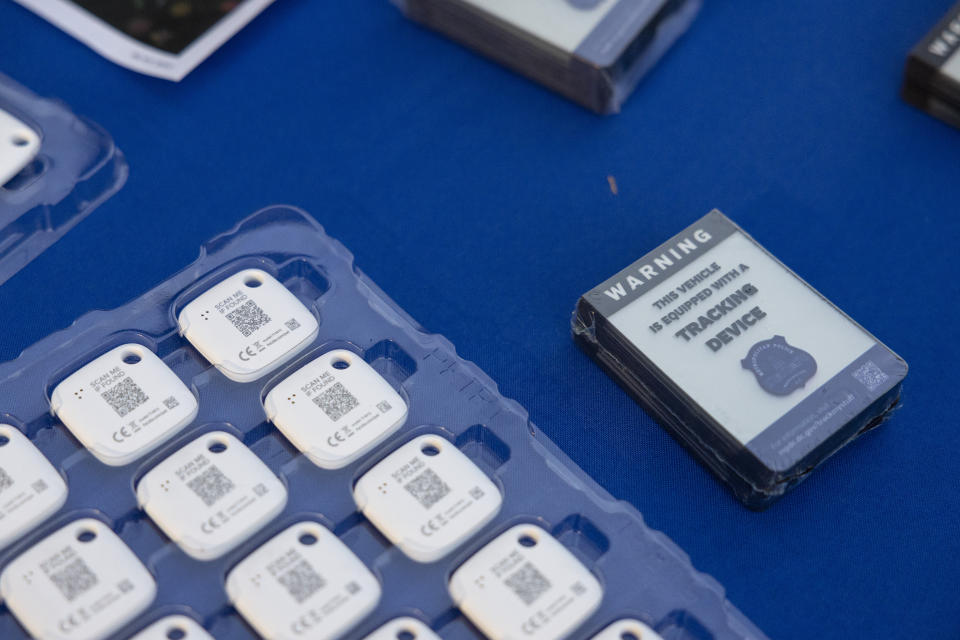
[903,2,960,128]
[391,0,702,114]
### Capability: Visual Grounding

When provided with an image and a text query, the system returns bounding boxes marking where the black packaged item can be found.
[573,211,907,509]
[391,0,702,114]
[903,2,960,128]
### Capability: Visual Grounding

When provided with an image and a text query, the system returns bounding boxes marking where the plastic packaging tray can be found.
[0,72,127,285]
[0,206,767,639]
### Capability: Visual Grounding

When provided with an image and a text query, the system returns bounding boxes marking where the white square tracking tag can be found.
[50,344,199,467]
[362,617,441,640]
[226,521,381,640]
[0,518,156,640]
[178,269,319,383]
[0,425,68,550]
[0,107,40,186]
[130,615,214,640]
[591,619,663,640]
[264,349,408,470]
[136,431,288,561]
[353,434,501,563]
[449,524,603,640]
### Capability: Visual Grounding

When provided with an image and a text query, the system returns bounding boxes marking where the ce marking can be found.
[238,341,266,362]
[200,511,229,534]
[326,427,352,448]
[112,422,137,442]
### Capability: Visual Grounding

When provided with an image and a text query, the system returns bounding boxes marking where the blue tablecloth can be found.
[1,1,957,638]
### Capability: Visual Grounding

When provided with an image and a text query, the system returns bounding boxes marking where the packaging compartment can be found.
[0,72,127,285]
[0,207,767,639]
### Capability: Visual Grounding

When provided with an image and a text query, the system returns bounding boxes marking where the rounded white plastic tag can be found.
[0,425,68,550]
[448,524,603,640]
[226,521,381,640]
[353,434,501,563]
[264,349,408,469]
[362,617,441,640]
[590,619,663,640]
[130,614,214,640]
[0,107,40,186]
[50,344,199,467]
[0,518,156,640]
[136,431,287,561]
[178,269,319,383]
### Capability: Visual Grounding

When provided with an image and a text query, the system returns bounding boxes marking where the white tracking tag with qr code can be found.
[178,269,319,383]
[226,521,381,640]
[449,524,603,640]
[0,518,156,640]
[0,107,40,186]
[0,425,68,550]
[362,617,441,640]
[130,614,214,640]
[591,619,663,640]
[353,434,501,563]
[50,344,199,467]
[264,349,408,470]
[136,431,287,561]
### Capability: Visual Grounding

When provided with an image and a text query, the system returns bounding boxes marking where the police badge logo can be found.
[741,335,817,396]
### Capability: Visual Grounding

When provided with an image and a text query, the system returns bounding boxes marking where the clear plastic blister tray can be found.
[0,207,767,639]
[0,72,128,285]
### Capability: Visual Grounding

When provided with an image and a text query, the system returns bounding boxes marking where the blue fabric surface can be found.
[0,1,957,638]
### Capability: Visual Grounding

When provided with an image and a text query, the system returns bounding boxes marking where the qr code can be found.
[32,479,47,494]
[504,562,552,606]
[277,560,326,603]
[186,465,235,507]
[853,360,889,392]
[345,581,361,595]
[226,299,272,337]
[469,486,485,501]
[101,377,149,417]
[312,382,359,421]
[117,579,134,594]
[284,318,301,331]
[403,468,451,509]
[49,557,99,602]
[162,396,180,410]
[376,401,392,413]
[252,483,268,497]
[0,466,13,493]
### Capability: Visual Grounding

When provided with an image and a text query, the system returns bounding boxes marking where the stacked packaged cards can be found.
[903,1,960,128]
[573,211,907,509]
[391,0,702,114]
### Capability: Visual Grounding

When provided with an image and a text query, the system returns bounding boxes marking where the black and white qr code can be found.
[226,299,272,337]
[312,382,359,421]
[162,396,180,410]
[101,376,149,417]
[345,581,361,595]
[49,557,99,602]
[403,467,451,509]
[284,318,301,331]
[504,562,552,606]
[32,479,48,494]
[376,400,392,413]
[853,360,890,392]
[277,559,326,603]
[0,466,14,493]
[186,465,235,507]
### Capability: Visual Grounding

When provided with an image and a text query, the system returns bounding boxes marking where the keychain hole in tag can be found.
[420,438,443,457]
[122,350,143,365]
[76,528,97,543]
[396,631,416,640]
[244,275,263,288]
[166,627,187,640]
[207,438,229,454]
[331,357,351,370]
[518,531,538,547]
[0,434,9,447]
[11,134,31,147]
[298,532,318,546]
